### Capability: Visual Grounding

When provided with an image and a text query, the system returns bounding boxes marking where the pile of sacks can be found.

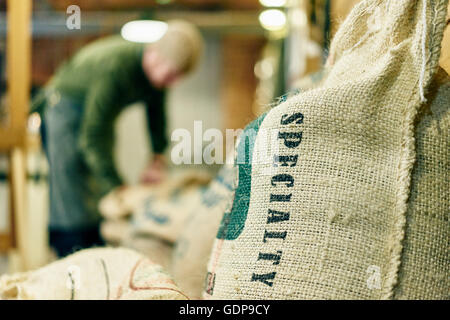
[0,165,237,300]
[99,166,237,299]
[1,0,449,300]
[98,169,212,272]
[0,248,188,300]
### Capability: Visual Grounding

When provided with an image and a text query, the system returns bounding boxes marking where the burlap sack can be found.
[291,69,326,94]
[0,248,187,300]
[122,235,173,271]
[132,184,206,243]
[100,218,133,245]
[204,0,449,300]
[171,163,238,299]
[99,170,211,221]
[99,186,154,221]
[100,219,173,270]
[392,67,449,299]
[99,170,210,243]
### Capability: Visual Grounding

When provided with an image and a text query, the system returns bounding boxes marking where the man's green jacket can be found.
[31,35,168,194]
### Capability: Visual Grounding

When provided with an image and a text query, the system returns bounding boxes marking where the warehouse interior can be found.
[0,0,448,300]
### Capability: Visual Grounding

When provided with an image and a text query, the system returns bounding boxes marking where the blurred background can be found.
[2,0,447,274]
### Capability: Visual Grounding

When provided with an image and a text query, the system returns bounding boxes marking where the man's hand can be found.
[140,154,167,184]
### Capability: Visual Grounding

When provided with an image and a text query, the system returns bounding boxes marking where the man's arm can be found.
[145,90,168,155]
[141,90,169,184]
[78,79,123,195]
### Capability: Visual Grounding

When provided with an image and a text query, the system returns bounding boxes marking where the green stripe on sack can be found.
[216,113,268,241]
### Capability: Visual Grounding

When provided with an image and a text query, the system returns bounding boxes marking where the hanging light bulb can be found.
[259,0,287,8]
[121,20,168,43]
[259,9,287,32]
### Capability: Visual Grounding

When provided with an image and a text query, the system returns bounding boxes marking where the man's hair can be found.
[151,20,204,74]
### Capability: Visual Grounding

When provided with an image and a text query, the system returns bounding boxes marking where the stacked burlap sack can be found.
[99,170,212,271]
[99,165,238,299]
[2,0,448,301]
[204,0,449,300]
[170,164,238,298]
[0,164,237,300]
[0,248,188,300]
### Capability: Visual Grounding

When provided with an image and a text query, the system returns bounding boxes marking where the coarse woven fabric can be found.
[101,218,134,245]
[171,163,238,299]
[0,248,187,300]
[99,170,212,244]
[131,177,210,243]
[99,170,212,221]
[101,163,238,298]
[122,235,174,271]
[100,218,174,270]
[392,68,449,299]
[204,0,449,300]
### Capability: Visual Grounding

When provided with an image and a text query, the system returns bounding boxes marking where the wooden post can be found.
[6,0,31,147]
[6,0,32,272]
[221,35,265,131]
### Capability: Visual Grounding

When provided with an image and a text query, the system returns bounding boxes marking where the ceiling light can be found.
[121,20,168,43]
[259,9,287,32]
[259,0,287,7]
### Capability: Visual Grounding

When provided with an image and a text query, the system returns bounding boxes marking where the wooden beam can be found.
[46,0,221,11]
[224,0,260,10]
[5,0,32,272]
[221,35,266,131]
[4,0,32,149]
[0,129,26,151]
[0,234,10,253]
[46,0,261,11]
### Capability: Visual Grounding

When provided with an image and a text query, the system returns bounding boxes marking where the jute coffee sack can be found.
[101,218,133,245]
[99,169,212,221]
[132,182,207,243]
[204,0,449,300]
[101,218,173,270]
[100,220,173,271]
[122,235,173,271]
[392,67,449,299]
[0,248,187,300]
[99,186,154,221]
[171,163,238,299]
